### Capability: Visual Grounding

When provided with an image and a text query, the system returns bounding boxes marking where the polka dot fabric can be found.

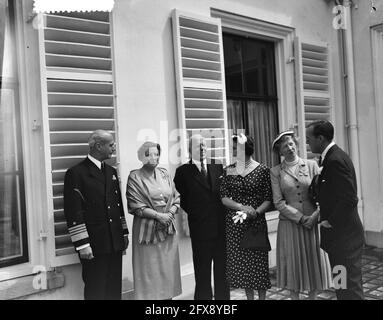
[220,164,272,290]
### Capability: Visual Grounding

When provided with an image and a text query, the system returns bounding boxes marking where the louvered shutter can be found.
[172,10,229,164]
[294,37,333,159]
[37,12,116,266]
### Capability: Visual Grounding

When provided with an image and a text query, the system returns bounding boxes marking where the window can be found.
[223,33,279,167]
[0,0,28,268]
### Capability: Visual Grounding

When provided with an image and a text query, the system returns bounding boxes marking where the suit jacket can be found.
[318,144,364,254]
[270,158,319,224]
[64,157,129,255]
[174,160,226,241]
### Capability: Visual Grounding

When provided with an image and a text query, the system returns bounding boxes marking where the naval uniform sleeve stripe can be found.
[69,223,86,230]
[73,238,90,248]
[71,232,90,243]
[76,243,90,251]
[69,225,87,232]
[68,224,87,232]
[121,216,128,229]
[69,228,87,236]
[70,229,88,237]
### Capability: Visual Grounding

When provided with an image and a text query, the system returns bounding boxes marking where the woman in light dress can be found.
[270,131,332,300]
[126,141,182,300]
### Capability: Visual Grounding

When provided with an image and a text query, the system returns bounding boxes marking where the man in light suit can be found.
[306,120,364,300]
[64,130,129,300]
[174,134,230,300]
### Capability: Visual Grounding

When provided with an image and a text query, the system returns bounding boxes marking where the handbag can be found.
[240,223,271,252]
[308,174,320,206]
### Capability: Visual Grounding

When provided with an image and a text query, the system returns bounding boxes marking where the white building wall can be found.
[351,0,383,246]
[111,0,340,298]
[3,0,357,299]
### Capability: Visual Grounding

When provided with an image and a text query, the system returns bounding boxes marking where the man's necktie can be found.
[200,161,207,178]
[318,156,322,167]
[101,162,106,174]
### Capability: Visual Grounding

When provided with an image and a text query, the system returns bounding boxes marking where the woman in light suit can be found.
[270,131,332,300]
[126,141,182,300]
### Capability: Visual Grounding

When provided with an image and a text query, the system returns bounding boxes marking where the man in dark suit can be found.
[306,120,364,300]
[174,134,230,300]
[64,130,129,300]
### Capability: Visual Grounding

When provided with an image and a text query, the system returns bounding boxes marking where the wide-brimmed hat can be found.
[272,130,295,150]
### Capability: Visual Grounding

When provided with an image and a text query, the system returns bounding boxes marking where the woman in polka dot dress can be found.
[220,134,272,300]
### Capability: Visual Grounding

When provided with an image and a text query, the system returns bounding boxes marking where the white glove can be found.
[232,211,247,224]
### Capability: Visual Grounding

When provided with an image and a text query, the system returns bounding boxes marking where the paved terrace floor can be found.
[174,245,383,300]
[230,245,383,300]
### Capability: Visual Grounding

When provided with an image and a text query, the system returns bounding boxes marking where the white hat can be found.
[272,130,295,149]
[232,133,247,145]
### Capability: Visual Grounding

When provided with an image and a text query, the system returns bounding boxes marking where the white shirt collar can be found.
[321,141,336,162]
[192,158,207,172]
[88,154,102,170]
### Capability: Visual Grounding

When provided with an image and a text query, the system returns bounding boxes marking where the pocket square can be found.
[112,175,117,181]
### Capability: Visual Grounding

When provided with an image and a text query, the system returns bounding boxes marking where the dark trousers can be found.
[191,237,230,300]
[80,251,123,300]
[328,246,364,300]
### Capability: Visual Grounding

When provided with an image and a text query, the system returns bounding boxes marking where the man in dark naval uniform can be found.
[64,130,129,300]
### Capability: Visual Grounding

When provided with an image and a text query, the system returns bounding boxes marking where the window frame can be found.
[223,32,280,167]
[211,8,296,140]
[223,33,278,100]
[0,0,29,269]
[0,0,52,280]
